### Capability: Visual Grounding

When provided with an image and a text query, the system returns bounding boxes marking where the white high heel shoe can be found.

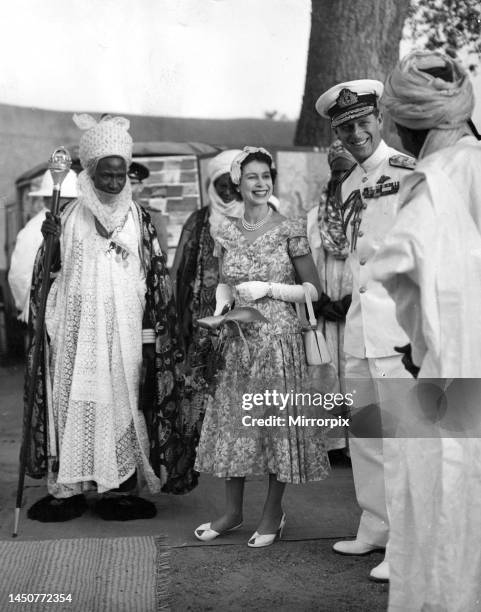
[247,514,286,548]
[194,521,243,542]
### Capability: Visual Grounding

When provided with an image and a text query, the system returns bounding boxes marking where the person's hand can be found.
[341,294,352,313]
[313,293,351,322]
[41,212,61,241]
[214,302,232,316]
[142,343,155,361]
[141,343,155,389]
[214,283,234,315]
[394,344,420,378]
[236,281,269,302]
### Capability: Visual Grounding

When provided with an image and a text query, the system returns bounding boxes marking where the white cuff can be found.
[142,329,156,344]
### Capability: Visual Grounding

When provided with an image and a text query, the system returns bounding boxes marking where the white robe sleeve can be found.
[370,179,436,369]
[7,210,47,322]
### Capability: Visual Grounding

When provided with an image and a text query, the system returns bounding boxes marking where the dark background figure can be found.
[171,149,243,453]
[307,140,355,452]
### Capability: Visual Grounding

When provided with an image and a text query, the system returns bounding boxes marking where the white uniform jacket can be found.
[340,140,414,358]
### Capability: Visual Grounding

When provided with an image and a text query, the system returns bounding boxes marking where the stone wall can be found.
[134,155,203,266]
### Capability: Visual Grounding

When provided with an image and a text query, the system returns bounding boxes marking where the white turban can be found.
[207,149,243,185]
[73,113,133,171]
[382,51,474,158]
[73,113,133,233]
[207,149,243,236]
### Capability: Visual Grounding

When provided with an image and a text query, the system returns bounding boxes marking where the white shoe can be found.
[369,559,389,583]
[248,514,286,548]
[332,539,385,556]
[194,521,242,542]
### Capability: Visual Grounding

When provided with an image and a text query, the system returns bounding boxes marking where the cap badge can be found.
[337,88,358,108]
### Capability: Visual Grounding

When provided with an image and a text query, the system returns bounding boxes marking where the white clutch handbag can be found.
[295,283,332,365]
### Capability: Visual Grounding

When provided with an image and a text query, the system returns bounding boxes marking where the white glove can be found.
[271,281,318,303]
[236,281,269,302]
[214,283,234,315]
[236,281,318,303]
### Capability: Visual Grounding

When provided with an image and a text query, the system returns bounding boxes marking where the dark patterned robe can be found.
[22,201,198,494]
[171,207,219,446]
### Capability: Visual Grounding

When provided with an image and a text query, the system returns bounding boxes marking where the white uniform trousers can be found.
[345,353,412,548]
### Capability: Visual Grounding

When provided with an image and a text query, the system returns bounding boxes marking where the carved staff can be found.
[13,147,72,537]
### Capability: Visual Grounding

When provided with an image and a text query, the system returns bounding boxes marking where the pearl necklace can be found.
[242,207,272,231]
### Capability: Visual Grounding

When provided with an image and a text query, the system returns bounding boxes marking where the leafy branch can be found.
[406,0,481,71]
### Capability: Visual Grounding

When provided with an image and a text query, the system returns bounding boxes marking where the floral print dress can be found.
[195,217,330,483]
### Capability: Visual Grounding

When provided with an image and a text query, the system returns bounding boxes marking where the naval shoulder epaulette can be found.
[389,154,416,170]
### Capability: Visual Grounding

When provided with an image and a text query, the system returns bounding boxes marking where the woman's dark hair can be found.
[228,150,278,193]
[240,151,277,184]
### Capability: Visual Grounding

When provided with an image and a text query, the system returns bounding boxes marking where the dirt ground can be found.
[170,540,388,611]
[1,363,389,611]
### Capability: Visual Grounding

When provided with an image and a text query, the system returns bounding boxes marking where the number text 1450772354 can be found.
[9,594,73,603]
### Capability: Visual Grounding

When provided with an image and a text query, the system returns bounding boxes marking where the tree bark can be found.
[295,0,411,147]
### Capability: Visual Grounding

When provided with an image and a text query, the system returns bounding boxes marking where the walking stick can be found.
[12,147,72,537]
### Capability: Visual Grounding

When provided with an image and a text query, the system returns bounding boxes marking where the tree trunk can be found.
[295,0,411,147]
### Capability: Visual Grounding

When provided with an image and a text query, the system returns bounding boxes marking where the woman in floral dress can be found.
[171,150,243,462]
[194,147,330,547]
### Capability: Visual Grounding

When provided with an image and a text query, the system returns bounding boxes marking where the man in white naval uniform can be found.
[315,80,415,582]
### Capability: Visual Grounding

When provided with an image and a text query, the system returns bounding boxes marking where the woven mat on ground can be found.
[0,535,169,612]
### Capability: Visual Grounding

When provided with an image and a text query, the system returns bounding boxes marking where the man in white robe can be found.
[24,114,193,522]
[371,50,481,612]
